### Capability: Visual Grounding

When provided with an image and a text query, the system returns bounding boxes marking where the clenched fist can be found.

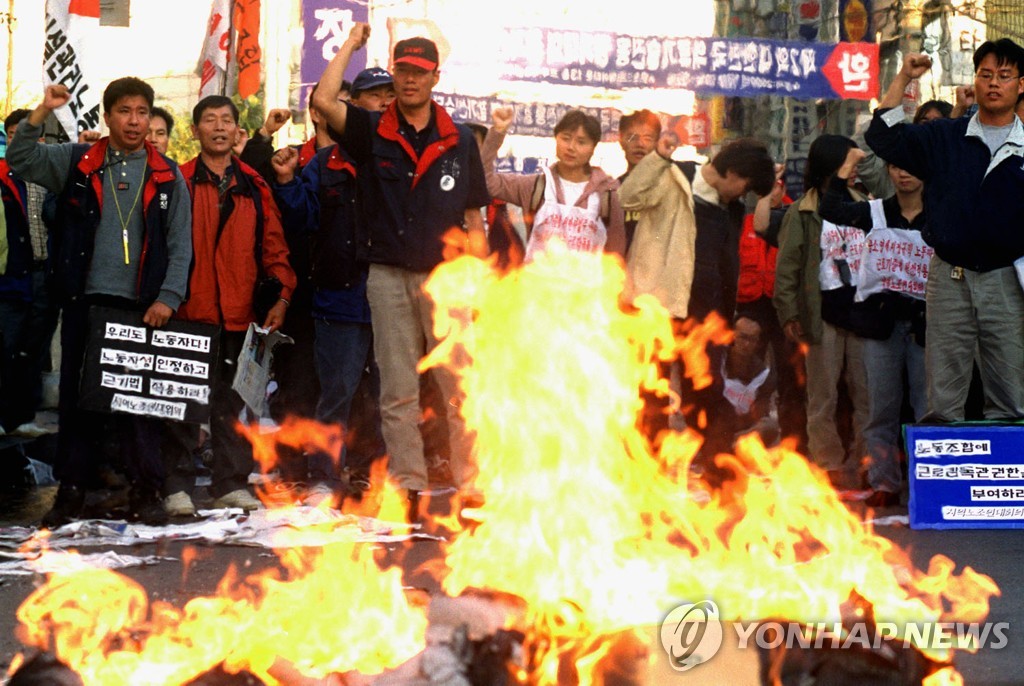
[43,84,71,111]
[492,106,514,134]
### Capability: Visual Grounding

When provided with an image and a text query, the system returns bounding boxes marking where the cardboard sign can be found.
[80,307,219,424]
[906,424,1024,530]
[855,228,933,301]
[818,220,865,291]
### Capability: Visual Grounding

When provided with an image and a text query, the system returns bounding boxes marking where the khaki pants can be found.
[366,264,476,491]
[804,321,869,474]
[924,255,1024,422]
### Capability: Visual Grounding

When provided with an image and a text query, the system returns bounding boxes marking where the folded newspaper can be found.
[231,323,294,417]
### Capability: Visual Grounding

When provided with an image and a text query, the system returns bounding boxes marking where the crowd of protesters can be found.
[4,21,1024,526]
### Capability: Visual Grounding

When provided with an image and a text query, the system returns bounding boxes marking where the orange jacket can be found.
[177,156,296,331]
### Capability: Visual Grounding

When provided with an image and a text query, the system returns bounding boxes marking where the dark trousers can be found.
[163,329,252,497]
[0,269,60,430]
[270,305,320,483]
[56,297,163,493]
[736,296,807,450]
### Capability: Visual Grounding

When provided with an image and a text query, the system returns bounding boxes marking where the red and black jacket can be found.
[52,139,178,305]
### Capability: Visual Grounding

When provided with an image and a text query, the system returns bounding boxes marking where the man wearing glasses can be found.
[866,39,1024,422]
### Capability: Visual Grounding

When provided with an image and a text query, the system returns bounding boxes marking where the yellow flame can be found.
[422,250,996,680]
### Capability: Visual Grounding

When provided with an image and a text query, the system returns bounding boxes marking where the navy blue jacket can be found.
[275,144,362,290]
[865,109,1024,272]
[0,161,34,301]
[53,140,179,305]
[330,101,490,272]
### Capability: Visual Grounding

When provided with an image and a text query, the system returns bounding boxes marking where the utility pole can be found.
[2,0,14,113]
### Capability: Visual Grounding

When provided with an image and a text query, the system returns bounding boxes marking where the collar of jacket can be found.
[798,186,866,215]
[325,145,357,176]
[298,137,318,168]
[0,161,27,216]
[691,164,723,206]
[77,138,175,214]
[965,111,1024,178]
[377,100,459,190]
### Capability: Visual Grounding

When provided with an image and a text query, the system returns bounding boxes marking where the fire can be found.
[11,248,999,684]
[422,249,998,682]
[15,539,426,684]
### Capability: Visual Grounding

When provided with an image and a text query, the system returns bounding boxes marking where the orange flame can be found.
[16,542,426,684]
[13,249,998,684]
[419,250,996,681]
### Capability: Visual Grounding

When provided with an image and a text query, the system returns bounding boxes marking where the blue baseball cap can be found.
[351,67,394,95]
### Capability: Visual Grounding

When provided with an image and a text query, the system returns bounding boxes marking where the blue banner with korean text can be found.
[906,424,1024,530]
[497,29,880,100]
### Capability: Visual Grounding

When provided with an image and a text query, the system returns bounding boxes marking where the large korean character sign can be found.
[79,308,220,424]
[300,0,368,103]
[823,42,880,99]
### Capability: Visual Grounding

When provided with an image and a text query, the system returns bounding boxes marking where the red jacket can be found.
[736,213,778,303]
[177,156,296,331]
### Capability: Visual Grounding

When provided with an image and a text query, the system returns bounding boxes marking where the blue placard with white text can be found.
[906,424,1024,530]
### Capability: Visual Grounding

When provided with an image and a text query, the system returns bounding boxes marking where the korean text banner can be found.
[434,92,708,145]
[301,0,369,94]
[497,29,880,100]
[44,0,102,140]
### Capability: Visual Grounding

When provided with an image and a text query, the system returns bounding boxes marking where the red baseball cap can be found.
[393,37,439,71]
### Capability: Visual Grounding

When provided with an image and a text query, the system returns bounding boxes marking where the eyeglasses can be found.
[976,70,1022,84]
[626,133,656,144]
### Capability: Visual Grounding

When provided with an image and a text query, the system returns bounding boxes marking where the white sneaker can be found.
[212,489,262,511]
[163,491,196,516]
[12,422,51,437]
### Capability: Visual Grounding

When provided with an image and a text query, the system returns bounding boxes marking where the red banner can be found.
[233,0,261,98]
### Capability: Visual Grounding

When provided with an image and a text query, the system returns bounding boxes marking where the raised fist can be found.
[492,106,514,134]
[348,22,371,50]
[271,146,299,184]
[233,128,249,156]
[955,85,976,108]
[900,53,933,80]
[78,130,102,144]
[656,130,679,160]
[43,84,71,111]
[838,146,867,179]
[263,108,291,136]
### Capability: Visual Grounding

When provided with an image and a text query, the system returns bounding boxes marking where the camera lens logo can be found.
[660,600,723,672]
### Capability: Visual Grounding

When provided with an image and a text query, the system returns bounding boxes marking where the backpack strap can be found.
[529,173,546,213]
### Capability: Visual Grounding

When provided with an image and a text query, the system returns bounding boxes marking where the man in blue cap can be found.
[266,66,395,507]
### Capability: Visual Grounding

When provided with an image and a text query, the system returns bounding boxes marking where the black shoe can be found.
[41,484,85,528]
[864,489,900,508]
[406,489,422,524]
[128,489,170,526]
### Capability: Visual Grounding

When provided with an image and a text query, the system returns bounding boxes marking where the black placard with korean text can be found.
[79,307,220,424]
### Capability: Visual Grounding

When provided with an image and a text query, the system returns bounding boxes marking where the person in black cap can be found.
[313,24,489,519]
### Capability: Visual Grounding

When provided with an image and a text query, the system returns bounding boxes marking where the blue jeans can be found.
[862,320,926,492]
[0,270,59,430]
[313,318,378,481]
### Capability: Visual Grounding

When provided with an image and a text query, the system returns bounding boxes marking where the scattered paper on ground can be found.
[0,507,442,575]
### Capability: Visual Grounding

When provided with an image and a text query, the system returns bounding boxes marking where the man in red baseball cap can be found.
[313,24,489,520]
[392,37,439,71]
